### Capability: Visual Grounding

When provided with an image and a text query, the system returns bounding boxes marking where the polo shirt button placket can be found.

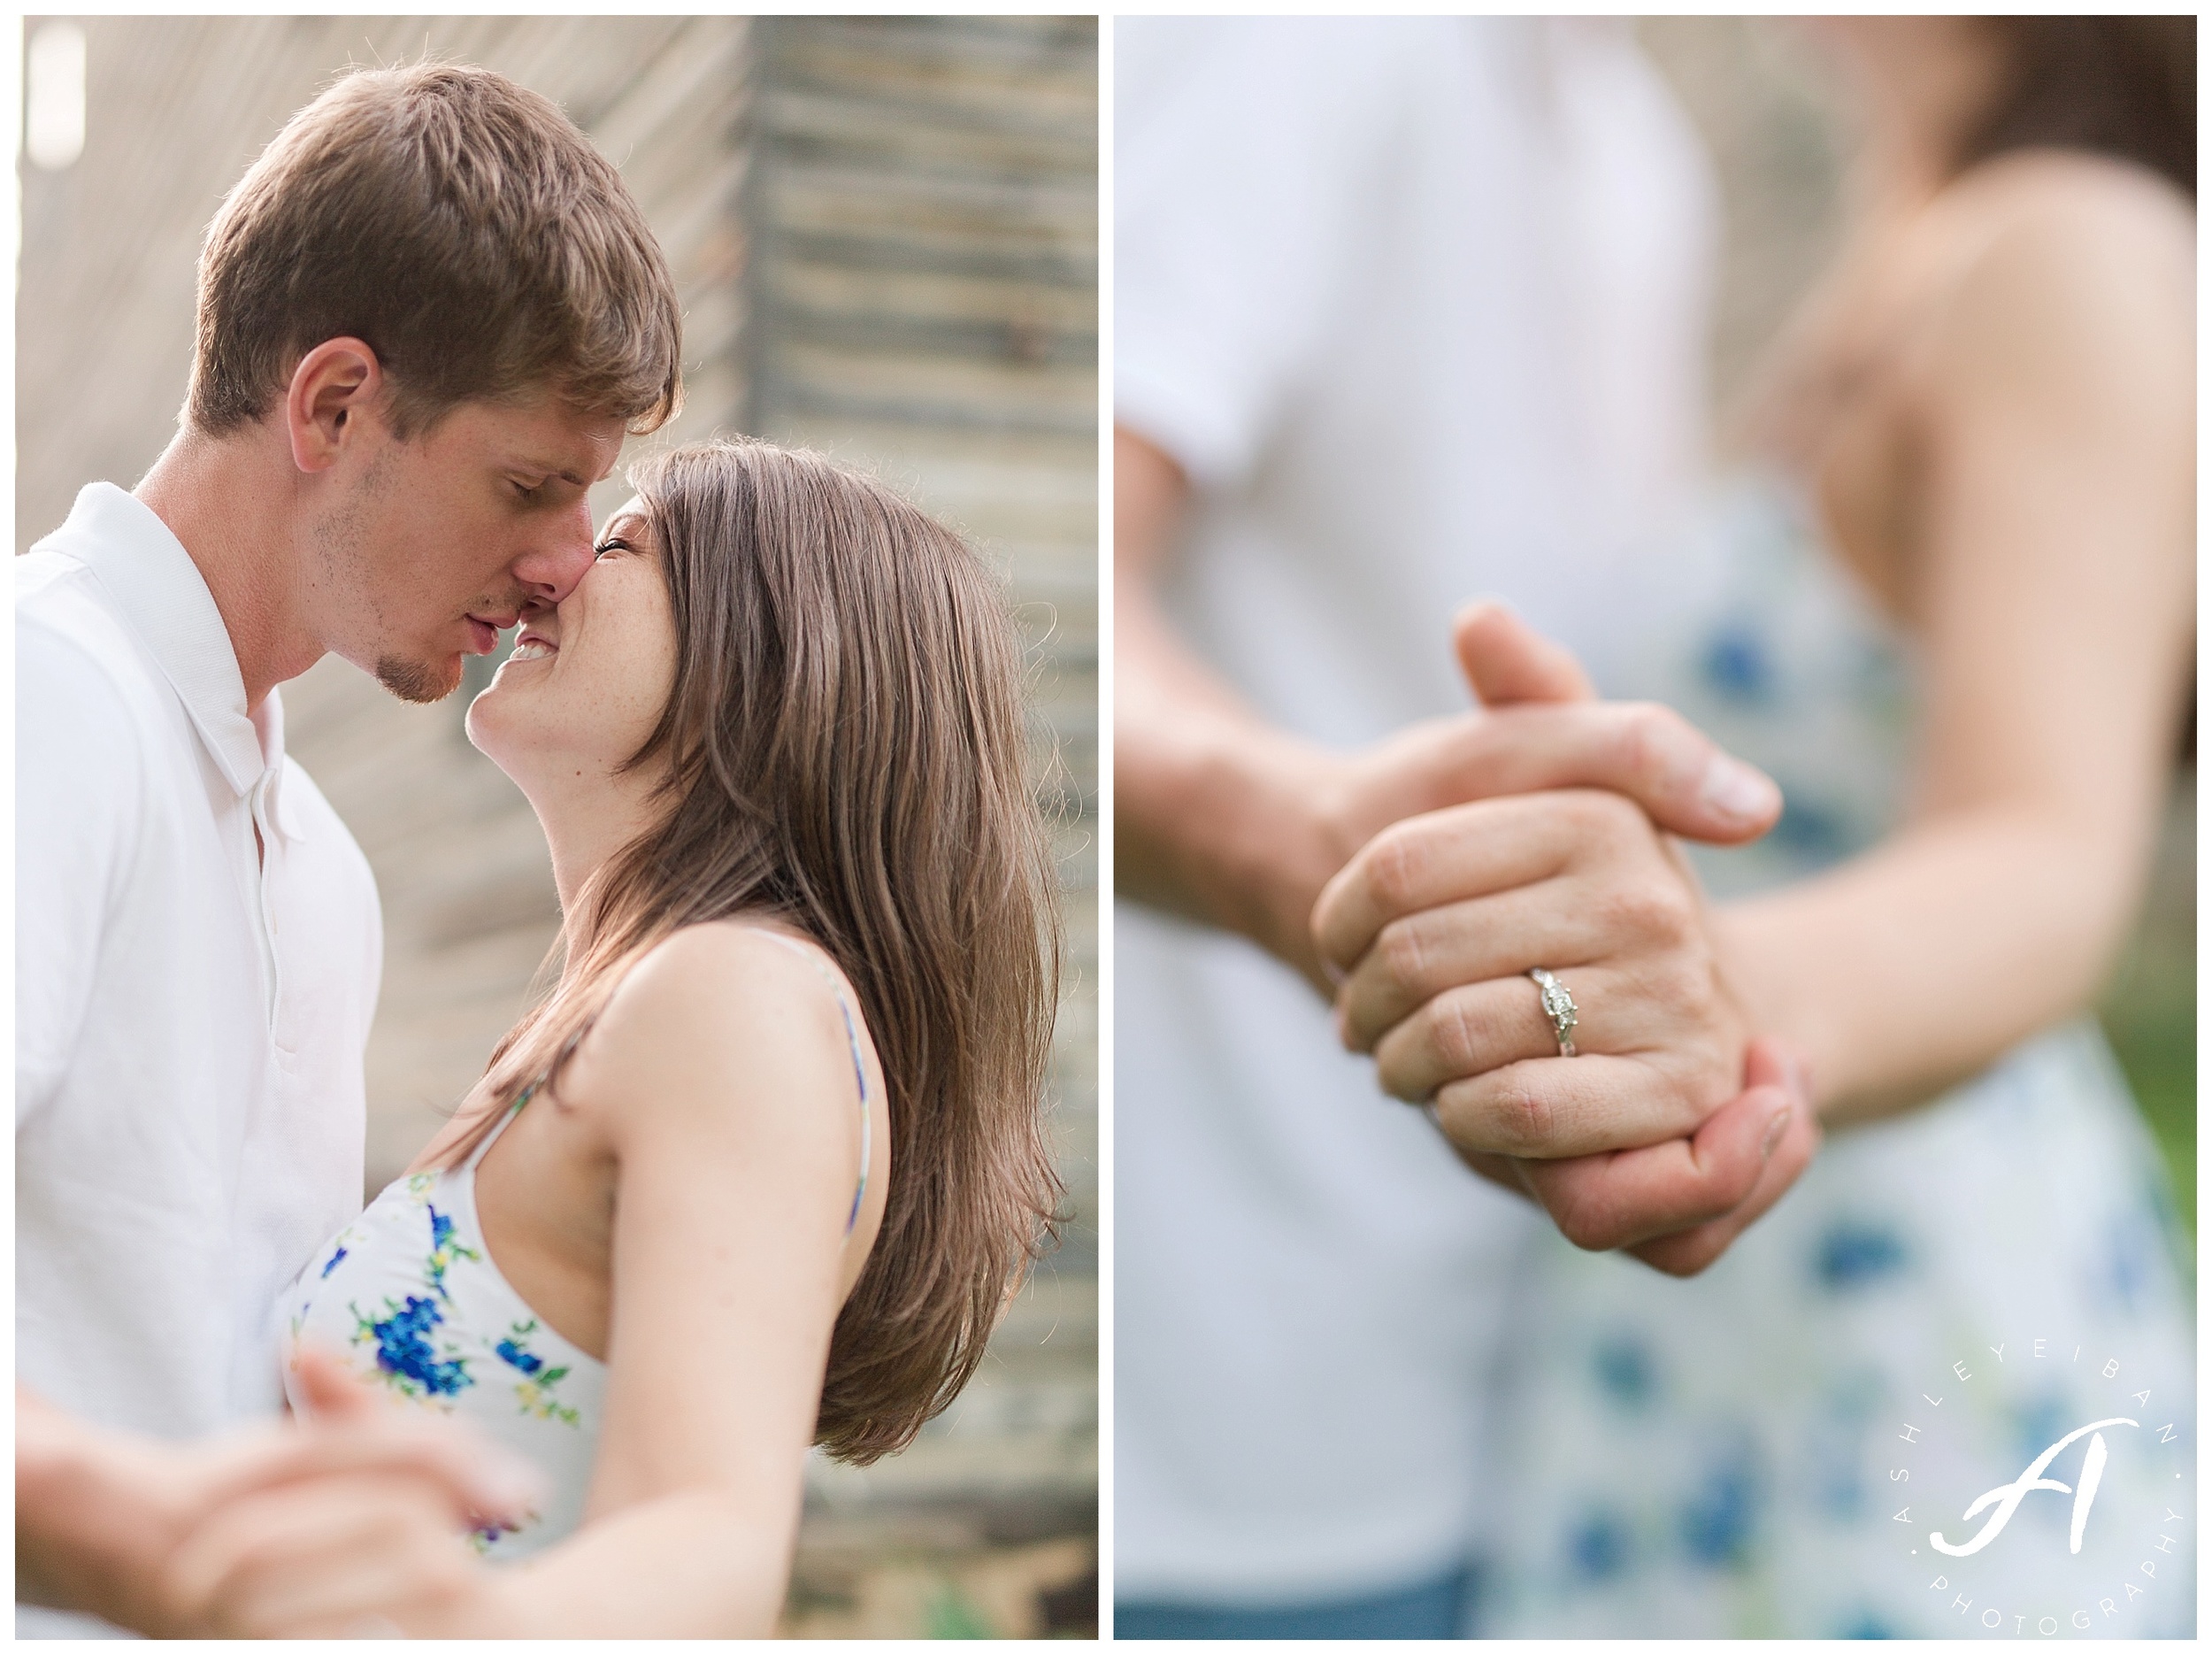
[250,774,284,1030]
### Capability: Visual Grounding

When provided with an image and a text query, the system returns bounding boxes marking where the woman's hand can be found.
[1315,785,1748,1158]
[1462,1035,1821,1274]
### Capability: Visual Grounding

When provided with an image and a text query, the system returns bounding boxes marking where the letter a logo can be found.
[1931,1419,2138,1558]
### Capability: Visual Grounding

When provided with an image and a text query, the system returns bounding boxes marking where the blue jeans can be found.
[1115,1563,1477,1640]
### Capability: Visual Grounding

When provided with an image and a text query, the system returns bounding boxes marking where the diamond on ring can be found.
[1529,967,1578,1057]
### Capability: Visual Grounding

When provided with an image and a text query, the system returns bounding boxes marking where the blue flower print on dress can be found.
[1832,1606,1900,1639]
[498,1337,543,1376]
[1765,792,1851,862]
[320,1245,349,1278]
[423,1204,479,1297]
[343,1199,488,1403]
[1812,1219,1909,1291]
[353,1294,473,1399]
[1678,1442,1762,1570]
[1593,1333,1658,1413]
[496,1320,581,1426]
[1567,1509,1635,1582]
[1699,621,1775,705]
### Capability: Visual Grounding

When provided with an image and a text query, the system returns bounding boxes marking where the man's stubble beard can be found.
[373,652,459,704]
[312,443,461,704]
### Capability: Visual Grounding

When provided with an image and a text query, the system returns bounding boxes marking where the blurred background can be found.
[17,15,1096,1637]
[1636,16,2195,1244]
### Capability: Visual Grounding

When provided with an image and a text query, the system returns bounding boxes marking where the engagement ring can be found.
[1529,967,1578,1058]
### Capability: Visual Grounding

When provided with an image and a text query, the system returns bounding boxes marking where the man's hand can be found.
[150,1346,518,1637]
[17,1349,539,1636]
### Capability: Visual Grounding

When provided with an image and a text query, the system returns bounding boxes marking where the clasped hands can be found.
[19,1350,530,1638]
[1302,605,1819,1276]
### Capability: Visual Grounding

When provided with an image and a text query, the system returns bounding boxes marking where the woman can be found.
[1460,18,2193,1638]
[193,439,1060,1635]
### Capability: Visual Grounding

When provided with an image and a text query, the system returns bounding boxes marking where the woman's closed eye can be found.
[593,537,634,560]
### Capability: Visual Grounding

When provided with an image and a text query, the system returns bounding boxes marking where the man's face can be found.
[299,395,628,703]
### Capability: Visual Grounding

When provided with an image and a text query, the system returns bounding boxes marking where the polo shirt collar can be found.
[58,482,275,803]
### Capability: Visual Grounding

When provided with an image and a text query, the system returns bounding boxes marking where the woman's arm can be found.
[1716,159,2195,1120]
[413,923,882,1637]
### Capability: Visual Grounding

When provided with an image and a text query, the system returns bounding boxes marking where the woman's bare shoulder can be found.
[1909,152,2192,387]
[564,920,871,1145]
[1926,150,2192,298]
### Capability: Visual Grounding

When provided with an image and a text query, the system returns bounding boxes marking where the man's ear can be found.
[283,337,385,475]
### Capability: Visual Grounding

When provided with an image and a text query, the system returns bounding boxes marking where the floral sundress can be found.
[1480,474,2195,1638]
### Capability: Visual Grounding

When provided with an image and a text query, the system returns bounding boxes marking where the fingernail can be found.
[1761,1104,1792,1161]
[1699,755,1781,826]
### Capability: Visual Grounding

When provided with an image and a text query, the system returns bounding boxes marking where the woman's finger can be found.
[1313,789,1647,972]
[1429,1052,1716,1159]
[1368,966,1667,1100]
[1334,878,1602,1051]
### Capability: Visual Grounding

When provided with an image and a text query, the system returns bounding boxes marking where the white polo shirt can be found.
[1114,17,1716,1606]
[17,483,382,1638]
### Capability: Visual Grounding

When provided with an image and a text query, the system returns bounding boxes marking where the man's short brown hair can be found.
[188,61,682,438]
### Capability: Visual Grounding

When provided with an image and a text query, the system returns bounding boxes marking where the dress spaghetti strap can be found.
[755,930,873,1235]
[461,1082,534,1174]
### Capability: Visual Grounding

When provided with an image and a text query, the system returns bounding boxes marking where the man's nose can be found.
[511,496,598,607]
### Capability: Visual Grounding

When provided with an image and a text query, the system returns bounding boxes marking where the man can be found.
[17,62,682,1636]
[1112,17,1815,1638]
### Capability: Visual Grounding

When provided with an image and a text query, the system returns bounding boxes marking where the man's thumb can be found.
[1454,600,1597,706]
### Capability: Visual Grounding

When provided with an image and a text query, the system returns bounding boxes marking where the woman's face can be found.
[465,499,678,787]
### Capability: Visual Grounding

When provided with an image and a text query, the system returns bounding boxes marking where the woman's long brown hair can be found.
[1960,17,2194,201]
[441,436,1063,1464]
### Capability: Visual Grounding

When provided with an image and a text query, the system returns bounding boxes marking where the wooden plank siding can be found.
[741,19,1098,1636]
